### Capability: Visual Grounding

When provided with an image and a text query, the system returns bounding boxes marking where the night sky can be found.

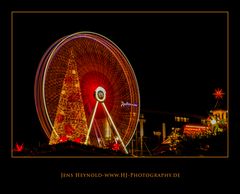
[12,12,228,145]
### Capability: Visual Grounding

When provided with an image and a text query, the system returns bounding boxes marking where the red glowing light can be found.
[73,135,86,143]
[59,136,68,143]
[81,71,114,119]
[73,137,81,143]
[56,114,64,123]
[112,143,120,151]
[15,143,24,152]
[213,88,224,100]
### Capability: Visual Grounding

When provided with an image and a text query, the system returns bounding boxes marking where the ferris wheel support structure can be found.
[85,86,128,154]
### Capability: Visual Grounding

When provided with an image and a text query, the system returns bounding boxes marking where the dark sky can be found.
[12,12,228,144]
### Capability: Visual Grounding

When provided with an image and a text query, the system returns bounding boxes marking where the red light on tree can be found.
[56,114,64,123]
[213,88,224,100]
[73,137,81,143]
[59,136,68,143]
[73,135,86,143]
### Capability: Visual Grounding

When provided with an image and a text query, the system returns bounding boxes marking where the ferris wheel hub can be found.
[95,86,106,102]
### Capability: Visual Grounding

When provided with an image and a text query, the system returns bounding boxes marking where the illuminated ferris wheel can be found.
[34,32,140,154]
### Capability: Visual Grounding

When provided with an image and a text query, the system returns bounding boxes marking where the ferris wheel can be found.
[34,32,140,154]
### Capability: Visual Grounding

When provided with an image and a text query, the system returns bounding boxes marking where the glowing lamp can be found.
[211,119,216,125]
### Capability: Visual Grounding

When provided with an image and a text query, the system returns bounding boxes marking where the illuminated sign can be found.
[183,125,209,136]
[121,101,138,107]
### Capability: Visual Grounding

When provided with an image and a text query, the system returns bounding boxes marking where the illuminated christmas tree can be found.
[49,49,88,145]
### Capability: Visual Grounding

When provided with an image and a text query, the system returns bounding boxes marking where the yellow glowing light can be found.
[72,70,76,74]
[75,83,79,87]
[185,125,207,129]
[211,119,216,125]
[61,90,66,95]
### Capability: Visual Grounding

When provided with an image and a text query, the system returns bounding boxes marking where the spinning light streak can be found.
[34,32,140,153]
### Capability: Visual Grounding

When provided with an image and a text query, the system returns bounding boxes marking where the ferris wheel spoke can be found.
[52,128,59,138]
[85,101,99,145]
[101,102,128,154]
[94,122,106,147]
